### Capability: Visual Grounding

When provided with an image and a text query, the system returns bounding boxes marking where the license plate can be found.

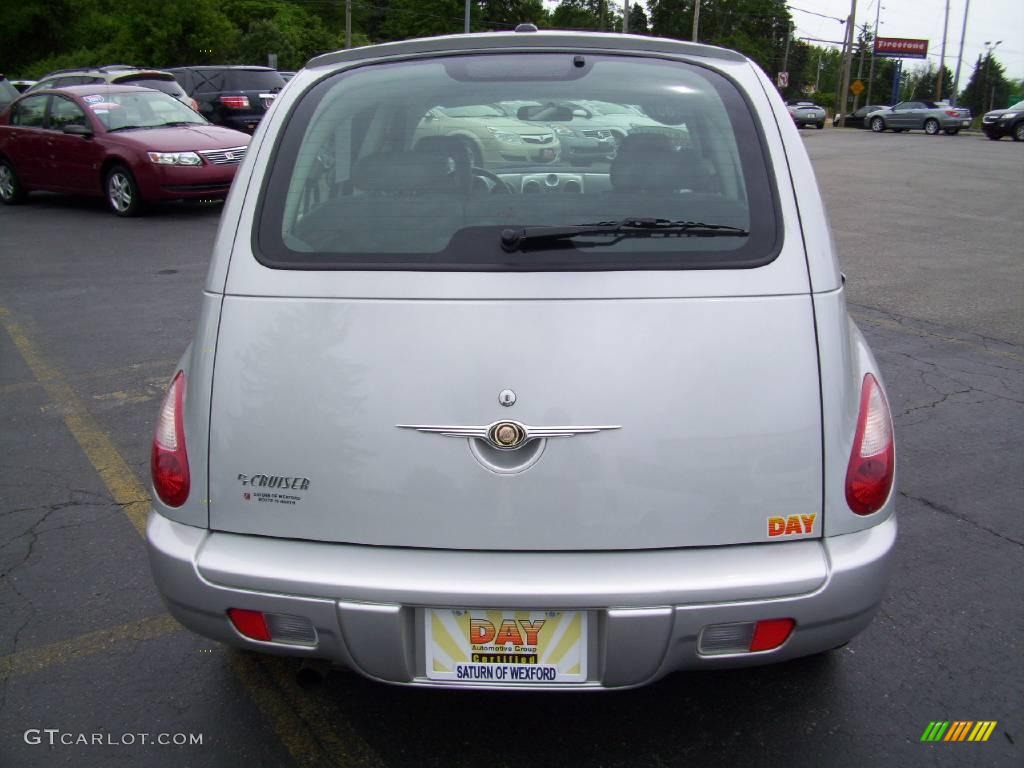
[425,609,587,683]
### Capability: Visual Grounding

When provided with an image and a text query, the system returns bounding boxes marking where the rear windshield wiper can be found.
[500,218,749,252]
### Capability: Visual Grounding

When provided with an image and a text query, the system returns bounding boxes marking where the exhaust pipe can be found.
[296,658,331,688]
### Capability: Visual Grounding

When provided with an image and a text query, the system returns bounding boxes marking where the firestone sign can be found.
[874,37,929,59]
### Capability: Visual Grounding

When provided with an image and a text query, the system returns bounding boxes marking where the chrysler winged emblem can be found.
[396,420,620,451]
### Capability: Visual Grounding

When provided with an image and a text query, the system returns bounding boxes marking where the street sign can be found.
[777,71,789,88]
[874,37,929,59]
[851,80,865,96]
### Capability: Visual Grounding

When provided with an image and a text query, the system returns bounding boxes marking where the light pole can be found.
[984,40,1002,112]
[934,0,950,99]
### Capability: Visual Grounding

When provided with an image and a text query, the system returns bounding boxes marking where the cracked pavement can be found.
[0,130,1021,767]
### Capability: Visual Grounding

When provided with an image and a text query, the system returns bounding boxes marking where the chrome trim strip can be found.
[396,420,620,451]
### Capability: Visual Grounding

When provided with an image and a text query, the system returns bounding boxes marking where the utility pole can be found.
[984,40,1002,112]
[781,20,793,92]
[464,0,470,34]
[865,1,882,104]
[692,0,701,43]
[623,1,629,34]
[853,23,868,110]
[836,0,859,126]
[814,53,824,91]
[345,0,351,49]
[951,0,971,106]
[934,0,950,99]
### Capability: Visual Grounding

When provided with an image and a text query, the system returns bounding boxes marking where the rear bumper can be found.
[147,512,896,689]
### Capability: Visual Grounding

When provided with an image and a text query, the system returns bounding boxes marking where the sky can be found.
[788,0,1024,82]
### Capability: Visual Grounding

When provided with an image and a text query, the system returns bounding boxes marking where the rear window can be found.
[0,79,18,106]
[189,69,284,93]
[257,53,779,271]
[117,77,187,98]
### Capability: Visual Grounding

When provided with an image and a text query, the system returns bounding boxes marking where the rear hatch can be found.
[205,50,823,551]
[219,68,285,117]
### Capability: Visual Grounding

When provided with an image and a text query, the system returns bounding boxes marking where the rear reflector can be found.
[699,618,795,655]
[749,618,796,651]
[845,373,895,515]
[227,609,317,646]
[227,608,270,641]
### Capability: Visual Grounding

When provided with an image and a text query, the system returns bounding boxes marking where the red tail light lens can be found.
[945,109,958,117]
[219,95,249,109]
[845,373,895,515]
[227,609,271,641]
[749,618,795,651]
[151,371,190,507]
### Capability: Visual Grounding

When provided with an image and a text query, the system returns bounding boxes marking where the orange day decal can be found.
[768,514,817,537]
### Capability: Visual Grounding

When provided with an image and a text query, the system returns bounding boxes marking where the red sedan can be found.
[0,85,250,216]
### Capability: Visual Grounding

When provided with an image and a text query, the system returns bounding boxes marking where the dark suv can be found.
[166,66,285,133]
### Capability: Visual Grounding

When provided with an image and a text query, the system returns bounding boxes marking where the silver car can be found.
[147,31,897,690]
[867,100,972,135]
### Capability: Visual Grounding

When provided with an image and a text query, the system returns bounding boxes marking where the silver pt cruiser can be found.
[147,30,897,690]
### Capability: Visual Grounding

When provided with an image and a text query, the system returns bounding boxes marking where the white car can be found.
[147,31,897,690]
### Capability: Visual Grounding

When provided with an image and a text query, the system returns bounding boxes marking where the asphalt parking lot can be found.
[1,128,1021,768]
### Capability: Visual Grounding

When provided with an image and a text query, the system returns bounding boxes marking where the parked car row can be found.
[0,85,251,215]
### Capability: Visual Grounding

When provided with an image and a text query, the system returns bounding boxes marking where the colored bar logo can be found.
[920,721,997,742]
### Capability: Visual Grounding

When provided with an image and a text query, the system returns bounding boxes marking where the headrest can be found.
[610,133,696,192]
[414,136,472,167]
[352,152,452,193]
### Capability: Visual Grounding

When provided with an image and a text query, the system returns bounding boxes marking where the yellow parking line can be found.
[0,615,182,679]
[1,310,150,536]
[0,356,178,398]
[236,655,388,768]
[1,307,386,767]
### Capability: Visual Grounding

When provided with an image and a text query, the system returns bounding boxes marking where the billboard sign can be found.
[874,37,929,59]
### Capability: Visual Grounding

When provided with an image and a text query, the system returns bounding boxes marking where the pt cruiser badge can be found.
[396,420,620,451]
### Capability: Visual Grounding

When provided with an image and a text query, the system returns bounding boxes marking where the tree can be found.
[904,62,954,101]
[649,0,792,75]
[479,1,549,29]
[959,53,1013,114]
[551,0,603,30]
[628,3,649,34]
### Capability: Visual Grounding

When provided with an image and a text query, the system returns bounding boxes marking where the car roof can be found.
[307,30,747,69]
[32,84,161,96]
[166,65,277,71]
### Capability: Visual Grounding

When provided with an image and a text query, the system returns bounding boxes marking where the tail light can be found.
[219,95,249,109]
[845,373,895,515]
[151,371,190,506]
[945,109,958,117]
